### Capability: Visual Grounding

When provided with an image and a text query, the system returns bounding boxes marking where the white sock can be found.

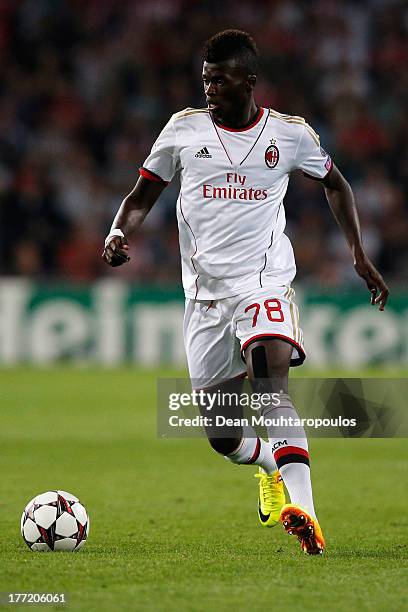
[226,425,277,474]
[262,396,317,518]
[279,462,315,518]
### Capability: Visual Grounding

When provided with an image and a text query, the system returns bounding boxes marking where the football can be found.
[21,490,89,552]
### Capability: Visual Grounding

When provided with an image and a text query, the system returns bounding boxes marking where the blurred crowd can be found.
[0,0,407,287]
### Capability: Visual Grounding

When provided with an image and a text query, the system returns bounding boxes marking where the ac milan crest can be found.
[265,144,279,168]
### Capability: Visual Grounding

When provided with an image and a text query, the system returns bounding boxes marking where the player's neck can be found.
[214,100,259,130]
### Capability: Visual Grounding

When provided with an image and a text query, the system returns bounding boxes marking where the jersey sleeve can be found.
[140,115,179,183]
[293,123,333,180]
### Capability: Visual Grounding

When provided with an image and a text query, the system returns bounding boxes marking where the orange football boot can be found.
[280,504,325,555]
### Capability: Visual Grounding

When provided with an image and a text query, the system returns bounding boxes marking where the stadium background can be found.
[1,2,407,610]
[0,0,407,368]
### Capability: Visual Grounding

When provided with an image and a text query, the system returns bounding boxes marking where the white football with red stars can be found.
[21,490,89,552]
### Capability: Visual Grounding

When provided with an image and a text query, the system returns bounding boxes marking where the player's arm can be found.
[321,164,389,310]
[103,112,178,267]
[102,176,166,267]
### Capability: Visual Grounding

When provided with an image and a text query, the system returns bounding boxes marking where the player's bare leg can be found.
[245,338,325,554]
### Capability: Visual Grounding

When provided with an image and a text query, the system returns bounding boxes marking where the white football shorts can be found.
[184,285,305,388]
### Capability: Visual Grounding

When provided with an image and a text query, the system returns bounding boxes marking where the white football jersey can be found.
[141,107,332,299]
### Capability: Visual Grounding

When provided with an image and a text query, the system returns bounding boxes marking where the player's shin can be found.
[261,394,316,518]
[225,423,277,473]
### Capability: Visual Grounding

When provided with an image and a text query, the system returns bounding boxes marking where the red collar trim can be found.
[213,107,264,132]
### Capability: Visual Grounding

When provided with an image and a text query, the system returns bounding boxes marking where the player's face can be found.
[202,60,254,125]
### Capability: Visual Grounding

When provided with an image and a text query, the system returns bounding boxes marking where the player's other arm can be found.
[102,176,166,267]
[322,165,389,310]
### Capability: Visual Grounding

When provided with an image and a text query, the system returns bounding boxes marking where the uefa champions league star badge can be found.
[265,139,279,168]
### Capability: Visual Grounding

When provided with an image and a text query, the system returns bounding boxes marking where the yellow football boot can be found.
[280,504,325,555]
[254,468,286,527]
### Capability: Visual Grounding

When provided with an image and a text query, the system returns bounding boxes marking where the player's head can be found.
[203,30,258,74]
[202,30,258,123]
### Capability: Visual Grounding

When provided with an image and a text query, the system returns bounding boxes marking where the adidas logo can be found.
[195,146,212,158]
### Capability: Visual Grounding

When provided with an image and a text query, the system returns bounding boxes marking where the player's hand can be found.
[354,254,389,311]
[102,234,130,267]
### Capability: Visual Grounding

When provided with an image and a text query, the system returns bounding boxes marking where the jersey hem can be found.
[183,277,293,301]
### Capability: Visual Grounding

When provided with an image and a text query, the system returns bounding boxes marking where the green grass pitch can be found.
[0,367,407,611]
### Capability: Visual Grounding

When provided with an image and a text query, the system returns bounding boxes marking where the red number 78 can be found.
[245,299,284,327]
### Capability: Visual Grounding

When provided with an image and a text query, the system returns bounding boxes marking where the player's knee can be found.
[208,437,241,456]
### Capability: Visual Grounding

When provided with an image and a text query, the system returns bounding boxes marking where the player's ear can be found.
[247,74,257,91]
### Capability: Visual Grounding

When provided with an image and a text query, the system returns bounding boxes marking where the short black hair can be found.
[203,29,258,74]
